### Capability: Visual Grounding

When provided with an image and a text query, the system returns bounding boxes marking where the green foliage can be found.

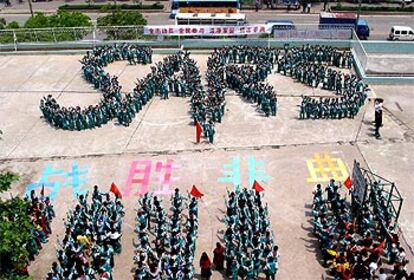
[58,3,164,12]
[0,172,19,193]
[97,11,147,40]
[332,5,414,12]
[24,11,91,28]
[6,22,20,29]
[0,11,92,44]
[97,11,147,26]
[0,172,34,277]
[0,18,6,29]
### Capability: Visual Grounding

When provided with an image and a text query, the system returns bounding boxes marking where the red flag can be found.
[195,121,203,144]
[253,180,264,193]
[40,185,45,197]
[190,185,204,198]
[344,176,353,190]
[110,182,123,199]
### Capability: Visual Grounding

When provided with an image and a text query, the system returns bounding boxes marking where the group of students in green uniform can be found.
[40,43,367,144]
[46,187,124,280]
[274,44,367,119]
[207,46,278,118]
[222,188,279,280]
[39,44,222,143]
[40,44,152,130]
[312,180,413,280]
[133,189,199,279]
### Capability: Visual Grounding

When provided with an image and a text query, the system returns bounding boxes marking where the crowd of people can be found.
[274,44,367,120]
[46,186,124,280]
[40,44,152,130]
[220,188,280,280]
[207,46,278,118]
[312,179,413,280]
[39,44,222,143]
[25,190,55,261]
[133,189,199,279]
[39,43,369,142]
[39,45,281,138]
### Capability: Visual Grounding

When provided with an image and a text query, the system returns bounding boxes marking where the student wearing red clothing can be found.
[213,242,225,271]
[200,252,212,279]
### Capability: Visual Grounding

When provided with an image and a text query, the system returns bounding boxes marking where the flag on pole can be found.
[190,185,204,198]
[195,121,203,144]
[110,182,123,199]
[344,176,353,190]
[40,184,45,197]
[252,180,265,193]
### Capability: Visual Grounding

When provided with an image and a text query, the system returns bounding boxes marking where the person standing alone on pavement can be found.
[374,98,383,139]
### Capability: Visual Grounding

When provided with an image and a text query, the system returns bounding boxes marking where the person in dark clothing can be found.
[374,98,383,139]
[213,242,225,271]
[200,252,212,279]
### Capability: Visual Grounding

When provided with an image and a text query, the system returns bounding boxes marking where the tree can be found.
[24,11,91,28]
[0,172,34,279]
[97,10,147,26]
[97,10,147,40]
[6,22,20,29]
[0,18,6,29]
[0,172,19,192]
[1,12,92,44]
[21,11,92,42]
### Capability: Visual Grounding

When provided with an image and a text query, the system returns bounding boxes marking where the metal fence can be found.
[1,25,413,84]
[0,24,356,50]
[271,24,354,40]
[351,29,368,72]
[0,26,149,45]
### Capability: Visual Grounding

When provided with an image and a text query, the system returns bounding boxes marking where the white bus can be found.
[170,0,240,19]
[175,13,246,25]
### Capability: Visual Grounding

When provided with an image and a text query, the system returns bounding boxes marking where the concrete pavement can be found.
[0,52,414,279]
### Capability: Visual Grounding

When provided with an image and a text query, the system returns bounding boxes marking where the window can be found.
[395,30,401,35]
[401,30,408,35]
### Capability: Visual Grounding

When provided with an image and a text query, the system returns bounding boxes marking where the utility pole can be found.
[356,0,362,32]
[28,0,34,17]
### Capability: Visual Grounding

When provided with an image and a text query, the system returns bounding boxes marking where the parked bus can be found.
[170,0,240,18]
[175,13,246,25]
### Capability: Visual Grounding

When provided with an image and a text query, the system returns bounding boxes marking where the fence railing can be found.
[271,24,354,40]
[351,29,368,72]
[0,26,150,46]
[0,24,357,48]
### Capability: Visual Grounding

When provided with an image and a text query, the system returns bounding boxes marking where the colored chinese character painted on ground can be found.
[306,152,349,183]
[218,156,272,190]
[125,159,180,197]
[25,163,88,200]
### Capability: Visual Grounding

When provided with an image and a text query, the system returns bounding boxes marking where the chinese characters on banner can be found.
[144,25,270,36]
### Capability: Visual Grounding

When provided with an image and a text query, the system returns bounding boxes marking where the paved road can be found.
[1,11,413,40]
[246,12,414,39]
